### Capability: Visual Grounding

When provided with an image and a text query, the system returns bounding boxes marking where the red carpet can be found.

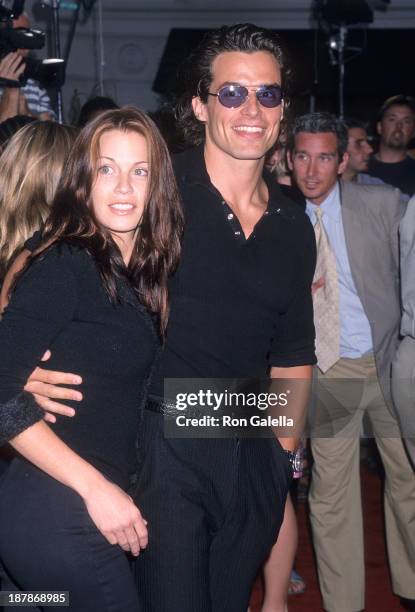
[250,467,409,611]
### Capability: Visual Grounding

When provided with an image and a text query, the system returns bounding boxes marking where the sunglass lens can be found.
[257,86,283,108]
[218,85,247,108]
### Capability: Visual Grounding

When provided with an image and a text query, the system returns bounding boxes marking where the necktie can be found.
[313,207,340,373]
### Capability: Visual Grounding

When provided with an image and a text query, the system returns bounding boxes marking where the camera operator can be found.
[0,13,54,122]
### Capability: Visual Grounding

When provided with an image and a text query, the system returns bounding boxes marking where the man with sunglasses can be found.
[22,23,315,611]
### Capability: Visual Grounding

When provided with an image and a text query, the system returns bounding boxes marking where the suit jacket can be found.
[339,180,405,409]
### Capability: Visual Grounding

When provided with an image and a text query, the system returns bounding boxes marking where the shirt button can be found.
[264,211,269,215]
[227,213,234,220]
[235,231,241,236]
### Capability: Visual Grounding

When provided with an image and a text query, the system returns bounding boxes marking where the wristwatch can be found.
[284,449,301,475]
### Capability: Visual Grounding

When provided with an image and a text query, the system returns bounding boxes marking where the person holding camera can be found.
[0,13,54,122]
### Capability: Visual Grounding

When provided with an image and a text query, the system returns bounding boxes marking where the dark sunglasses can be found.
[207,84,283,109]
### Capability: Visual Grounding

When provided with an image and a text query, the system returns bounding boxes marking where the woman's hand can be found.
[82,477,148,556]
[11,422,148,557]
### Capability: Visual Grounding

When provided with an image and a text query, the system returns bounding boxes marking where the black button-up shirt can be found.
[151,146,316,395]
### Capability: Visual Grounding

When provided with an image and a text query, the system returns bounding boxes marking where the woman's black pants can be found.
[0,459,139,612]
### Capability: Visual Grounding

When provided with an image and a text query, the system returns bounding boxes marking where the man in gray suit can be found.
[288,112,415,612]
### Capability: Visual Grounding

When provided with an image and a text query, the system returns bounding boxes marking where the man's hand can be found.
[0,51,25,84]
[24,350,83,423]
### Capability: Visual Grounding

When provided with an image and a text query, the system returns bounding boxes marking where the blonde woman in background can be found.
[0,121,76,307]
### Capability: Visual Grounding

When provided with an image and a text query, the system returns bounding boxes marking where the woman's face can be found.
[91,129,149,252]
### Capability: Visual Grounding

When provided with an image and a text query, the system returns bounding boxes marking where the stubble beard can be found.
[383,134,408,152]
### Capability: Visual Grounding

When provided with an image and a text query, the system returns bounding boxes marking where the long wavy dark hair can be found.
[32,107,183,335]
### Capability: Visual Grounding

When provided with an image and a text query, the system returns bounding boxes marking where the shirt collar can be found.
[306,181,341,221]
[174,144,299,219]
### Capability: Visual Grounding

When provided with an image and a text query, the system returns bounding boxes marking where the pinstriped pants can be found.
[133,409,293,612]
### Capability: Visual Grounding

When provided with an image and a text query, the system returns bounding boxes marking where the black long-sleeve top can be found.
[0,243,159,489]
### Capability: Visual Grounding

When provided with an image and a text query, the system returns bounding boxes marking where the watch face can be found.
[293,451,302,473]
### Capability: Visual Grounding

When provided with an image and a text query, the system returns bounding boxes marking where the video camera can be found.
[0,1,65,87]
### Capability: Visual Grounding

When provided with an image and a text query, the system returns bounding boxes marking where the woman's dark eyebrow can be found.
[98,156,149,164]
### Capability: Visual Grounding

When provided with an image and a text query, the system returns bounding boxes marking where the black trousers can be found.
[0,459,139,612]
[133,410,292,612]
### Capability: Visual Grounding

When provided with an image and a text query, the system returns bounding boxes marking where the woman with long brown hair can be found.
[0,107,183,611]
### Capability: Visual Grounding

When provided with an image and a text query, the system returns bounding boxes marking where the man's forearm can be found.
[270,364,313,451]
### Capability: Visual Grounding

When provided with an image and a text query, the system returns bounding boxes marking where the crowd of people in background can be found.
[0,19,414,612]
